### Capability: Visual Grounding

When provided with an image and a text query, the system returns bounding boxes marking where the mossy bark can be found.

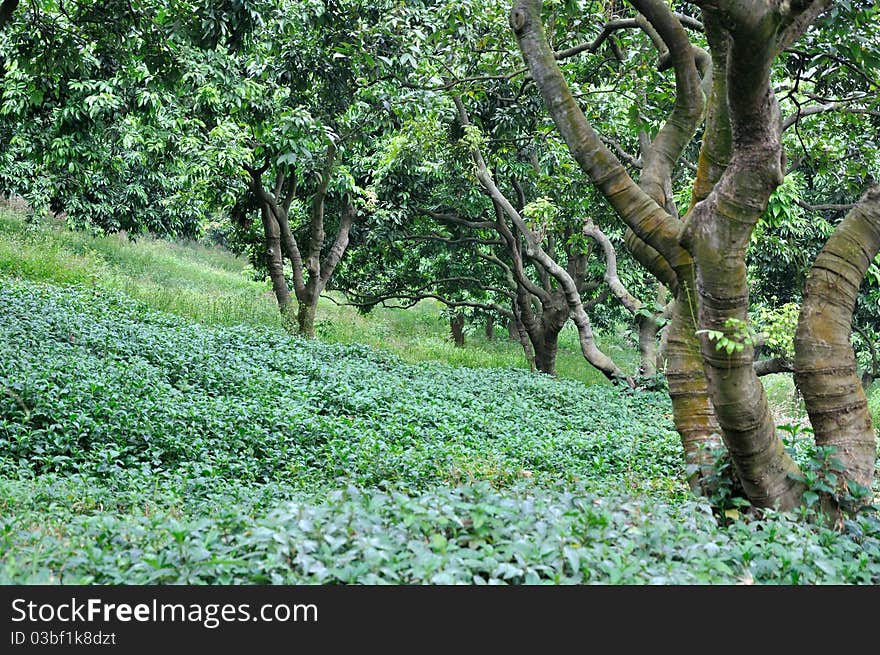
[795,186,880,494]
[680,14,803,509]
[297,298,317,339]
[665,285,723,494]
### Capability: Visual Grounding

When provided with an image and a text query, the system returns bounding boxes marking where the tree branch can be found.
[510,0,685,270]
[782,103,880,132]
[319,194,356,286]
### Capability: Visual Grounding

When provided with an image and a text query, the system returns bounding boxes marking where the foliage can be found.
[0,207,637,383]
[697,318,759,356]
[0,1,211,236]
[0,0,878,580]
[0,208,283,329]
[754,302,801,360]
[3,476,880,585]
[0,278,682,492]
[1,277,879,584]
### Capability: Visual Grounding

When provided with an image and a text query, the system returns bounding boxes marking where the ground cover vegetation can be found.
[0,0,879,584]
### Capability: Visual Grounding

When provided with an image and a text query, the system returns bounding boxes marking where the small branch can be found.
[417,207,496,230]
[782,103,880,132]
[554,18,639,60]
[402,234,505,248]
[582,219,642,316]
[754,357,794,377]
[794,198,857,213]
[332,290,513,317]
[601,135,642,169]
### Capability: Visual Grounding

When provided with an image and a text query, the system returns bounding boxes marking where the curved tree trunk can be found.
[509,0,720,485]
[509,0,851,507]
[665,285,724,494]
[681,14,804,510]
[452,95,631,385]
[795,186,880,496]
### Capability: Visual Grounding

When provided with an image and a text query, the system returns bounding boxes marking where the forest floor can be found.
[1,209,879,584]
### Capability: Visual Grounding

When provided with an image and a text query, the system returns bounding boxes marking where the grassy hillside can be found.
[1,208,879,584]
[0,208,637,385]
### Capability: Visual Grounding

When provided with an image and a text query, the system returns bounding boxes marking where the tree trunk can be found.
[260,204,293,320]
[795,186,880,497]
[453,96,631,386]
[665,287,724,495]
[507,318,519,341]
[297,296,318,338]
[683,145,803,508]
[638,282,667,377]
[514,318,536,371]
[533,328,560,377]
[637,313,659,377]
[450,314,465,347]
[508,0,852,508]
[485,315,494,340]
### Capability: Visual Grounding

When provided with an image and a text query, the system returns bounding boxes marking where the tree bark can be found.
[485,315,494,340]
[297,297,318,338]
[533,328,561,377]
[259,204,293,319]
[665,288,723,494]
[637,313,659,378]
[450,313,465,347]
[680,3,805,510]
[795,186,880,495]
[510,1,726,489]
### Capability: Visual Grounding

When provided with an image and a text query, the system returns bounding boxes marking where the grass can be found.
[314,297,639,386]
[1,204,876,409]
[0,209,285,329]
[0,206,637,385]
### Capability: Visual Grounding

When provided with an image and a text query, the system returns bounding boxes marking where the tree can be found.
[336,1,672,381]
[335,86,642,379]
[0,1,209,236]
[184,0,450,337]
[510,0,879,510]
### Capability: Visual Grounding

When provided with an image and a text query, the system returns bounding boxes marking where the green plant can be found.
[697,317,760,356]
[788,444,876,520]
[754,301,800,359]
[1,277,879,584]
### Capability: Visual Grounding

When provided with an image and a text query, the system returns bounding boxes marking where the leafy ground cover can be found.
[2,279,879,584]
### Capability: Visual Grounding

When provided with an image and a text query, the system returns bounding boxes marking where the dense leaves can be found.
[1,278,878,584]
[0,280,680,489]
